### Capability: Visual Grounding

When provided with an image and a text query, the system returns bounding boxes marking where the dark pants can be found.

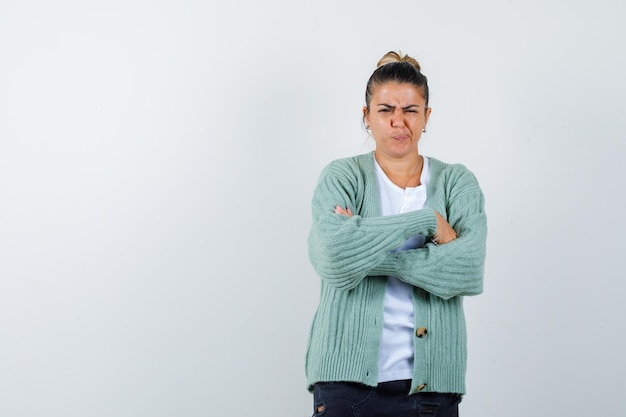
[312,380,461,417]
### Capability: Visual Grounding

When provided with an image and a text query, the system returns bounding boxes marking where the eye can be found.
[378,108,390,113]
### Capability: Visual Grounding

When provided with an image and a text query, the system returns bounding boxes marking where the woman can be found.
[305,51,487,417]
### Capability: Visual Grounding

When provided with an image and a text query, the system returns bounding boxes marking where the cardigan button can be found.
[415,327,428,338]
[416,383,427,392]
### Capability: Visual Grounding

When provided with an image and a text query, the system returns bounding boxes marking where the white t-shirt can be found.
[375,155,430,382]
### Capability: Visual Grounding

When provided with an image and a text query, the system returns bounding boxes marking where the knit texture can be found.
[306,152,487,395]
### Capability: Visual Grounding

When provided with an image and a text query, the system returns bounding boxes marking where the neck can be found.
[374,151,423,189]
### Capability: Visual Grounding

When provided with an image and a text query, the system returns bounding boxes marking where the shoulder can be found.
[427,156,484,203]
[311,153,377,211]
[428,156,480,185]
[428,156,473,175]
[319,152,375,180]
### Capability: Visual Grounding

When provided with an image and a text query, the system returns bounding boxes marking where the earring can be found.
[422,128,426,133]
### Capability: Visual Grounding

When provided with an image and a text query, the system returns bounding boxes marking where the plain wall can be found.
[1,1,625,416]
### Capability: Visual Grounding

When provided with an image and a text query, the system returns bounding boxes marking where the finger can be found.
[334,205,352,216]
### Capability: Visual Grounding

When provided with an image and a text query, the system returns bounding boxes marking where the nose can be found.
[391,109,404,127]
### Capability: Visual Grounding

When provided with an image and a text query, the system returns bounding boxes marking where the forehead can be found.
[371,82,426,104]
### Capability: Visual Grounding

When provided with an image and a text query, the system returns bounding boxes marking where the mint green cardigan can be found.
[306,152,487,395]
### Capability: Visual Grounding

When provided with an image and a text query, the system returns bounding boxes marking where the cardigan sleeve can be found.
[369,166,487,300]
[307,160,438,291]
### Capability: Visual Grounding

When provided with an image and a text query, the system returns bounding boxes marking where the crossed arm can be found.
[308,162,487,300]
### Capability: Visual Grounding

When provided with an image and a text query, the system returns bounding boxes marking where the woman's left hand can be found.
[335,205,353,217]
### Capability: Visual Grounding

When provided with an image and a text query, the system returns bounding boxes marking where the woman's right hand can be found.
[433,211,457,245]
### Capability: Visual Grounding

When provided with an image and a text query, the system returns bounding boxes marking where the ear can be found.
[425,107,432,125]
[363,106,370,124]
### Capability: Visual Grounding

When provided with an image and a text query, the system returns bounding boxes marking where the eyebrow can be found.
[376,103,420,110]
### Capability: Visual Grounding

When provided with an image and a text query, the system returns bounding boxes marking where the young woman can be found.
[306,51,487,417]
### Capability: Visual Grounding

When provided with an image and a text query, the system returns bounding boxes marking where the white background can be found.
[1,1,625,416]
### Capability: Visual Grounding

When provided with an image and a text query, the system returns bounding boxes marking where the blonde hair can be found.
[376,51,422,72]
[363,50,430,122]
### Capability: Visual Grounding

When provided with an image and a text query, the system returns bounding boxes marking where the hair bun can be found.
[376,50,421,72]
